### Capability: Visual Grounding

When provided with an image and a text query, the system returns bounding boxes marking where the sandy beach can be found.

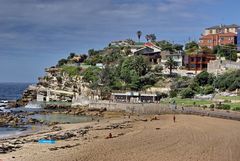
[1,113,240,161]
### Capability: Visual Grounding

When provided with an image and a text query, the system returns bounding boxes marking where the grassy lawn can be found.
[214,95,240,100]
[160,97,240,111]
[160,97,212,107]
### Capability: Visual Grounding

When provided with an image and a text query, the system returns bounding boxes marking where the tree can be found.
[156,40,173,51]
[145,34,156,42]
[213,44,237,61]
[145,35,151,42]
[185,41,199,53]
[82,66,101,86]
[57,58,68,67]
[173,44,183,51]
[185,41,199,50]
[195,71,214,86]
[67,53,76,60]
[201,46,213,54]
[136,31,142,43]
[149,34,157,42]
[154,65,163,73]
[165,57,178,76]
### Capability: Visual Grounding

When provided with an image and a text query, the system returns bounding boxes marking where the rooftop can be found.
[206,24,240,30]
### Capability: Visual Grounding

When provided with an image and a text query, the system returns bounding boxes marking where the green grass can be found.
[215,95,240,100]
[161,97,240,111]
[160,97,212,107]
[61,65,81,76]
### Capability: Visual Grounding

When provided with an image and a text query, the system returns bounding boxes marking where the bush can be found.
[169,90,178,98]
[203,85,215,95]
[195,71,215,86]
[209,104,215,109]
[156,92,168,98]
[216,104,231,110]
[214,70,240,91]
[180,88,195,98]
[231,106,240,111]
[61,66,81,76]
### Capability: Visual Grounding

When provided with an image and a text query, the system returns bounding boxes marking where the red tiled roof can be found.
[144,42,154,47]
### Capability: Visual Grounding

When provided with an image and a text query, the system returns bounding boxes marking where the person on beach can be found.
[173,115,176,123]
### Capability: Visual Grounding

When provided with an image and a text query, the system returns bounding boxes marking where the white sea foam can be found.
[25,102,42,109]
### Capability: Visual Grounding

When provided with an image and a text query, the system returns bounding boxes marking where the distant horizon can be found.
[0,0,239,82]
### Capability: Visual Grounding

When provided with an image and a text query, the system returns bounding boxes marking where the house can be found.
[109,39,135,47]
[160,50,184,66]
[207,59,240,75]
[184,52,216,71]
[199,24,239,49]
[111,92,160,103]
[238,28,240,51]
[131,42,161,64]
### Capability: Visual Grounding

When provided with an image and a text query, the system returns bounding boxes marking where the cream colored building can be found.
[203,24,239,35]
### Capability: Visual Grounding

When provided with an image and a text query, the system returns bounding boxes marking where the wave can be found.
[25,102,42,109]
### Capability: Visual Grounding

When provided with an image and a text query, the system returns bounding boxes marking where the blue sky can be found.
[0,0,239,82]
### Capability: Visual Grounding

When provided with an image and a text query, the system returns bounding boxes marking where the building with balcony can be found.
[238,28,240,51]
[184,52,216,71]
[199,24,239,49]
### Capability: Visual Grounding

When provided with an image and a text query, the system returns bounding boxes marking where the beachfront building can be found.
[199,24,239,49]
[131,42,161,64]
[160,50,184,66]
[207,59,240,75]
[184,51,216,71]
[111,92,160,103]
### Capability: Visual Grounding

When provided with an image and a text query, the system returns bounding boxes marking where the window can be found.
[219,37,224,41]
[208,40,212,43]
[196,57,201,62]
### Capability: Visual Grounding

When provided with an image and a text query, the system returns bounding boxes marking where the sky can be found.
[0,0,239,83]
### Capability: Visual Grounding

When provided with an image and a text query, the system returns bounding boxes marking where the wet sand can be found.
[1,114,240,161]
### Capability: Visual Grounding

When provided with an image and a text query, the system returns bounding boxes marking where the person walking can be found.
[173,115,176,123]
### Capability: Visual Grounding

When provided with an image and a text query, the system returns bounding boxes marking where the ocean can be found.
[0,82,31,101]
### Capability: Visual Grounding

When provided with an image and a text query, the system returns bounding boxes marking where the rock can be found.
[0,143,22,154]
[27,118,39,124]
[51,126,62,131]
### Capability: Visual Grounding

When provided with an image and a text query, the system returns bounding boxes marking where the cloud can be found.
[0,0,216,59]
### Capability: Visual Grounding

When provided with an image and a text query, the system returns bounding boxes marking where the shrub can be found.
[169,90,178,98]
[203,85,215,95]
[223,99,231,103]
[209,104,215,109]
[216,104,231,110]
[156,92,168,98]
[180,88,195,98]
[231,106,240,111]
[195,71,215,86]
[61,66,81,76]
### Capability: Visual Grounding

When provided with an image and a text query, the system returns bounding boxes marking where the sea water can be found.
[0,83,94,139]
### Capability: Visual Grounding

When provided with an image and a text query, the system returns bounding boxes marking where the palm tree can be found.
[165,57,178,76]
[136,31,142,43]
[145,34,150,42]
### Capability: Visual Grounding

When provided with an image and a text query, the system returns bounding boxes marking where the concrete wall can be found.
[88,101,240,121]
[208,60,240,75]
[89,102,173,114]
